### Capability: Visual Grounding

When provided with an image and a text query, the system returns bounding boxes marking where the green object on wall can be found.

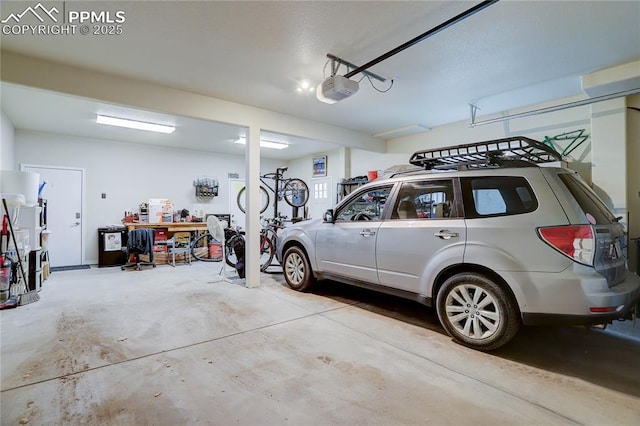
[542,129,589,157]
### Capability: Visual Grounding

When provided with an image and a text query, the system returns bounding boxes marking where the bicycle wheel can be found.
[225,237,239,268]
[259,234,275,271]
[237,186,270,214]
[224,233,274,272]
[191,232,221,262]
[282,178,309,208]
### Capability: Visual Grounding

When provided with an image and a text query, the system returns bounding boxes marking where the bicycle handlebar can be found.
[262,167,288,180]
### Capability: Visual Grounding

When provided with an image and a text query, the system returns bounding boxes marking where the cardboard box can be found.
[148,199,173,224]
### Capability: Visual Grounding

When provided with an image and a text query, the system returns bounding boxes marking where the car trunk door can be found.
[593,224,627,286]
[554,172,627,286]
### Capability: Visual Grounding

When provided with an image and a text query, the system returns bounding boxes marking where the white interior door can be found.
[22,165,83,268]
[308,177,332,219]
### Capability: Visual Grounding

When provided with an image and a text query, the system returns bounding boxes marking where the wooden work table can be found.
[123,222,208,233]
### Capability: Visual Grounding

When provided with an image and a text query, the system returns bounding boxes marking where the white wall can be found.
[350,150,407,178]
[286,148,344,184]
[591,98,627,212]
[386,95,593,181]
[285,147,345,217]
[627,94,640,272]
[0,110,16,171]
[15,130,285,264]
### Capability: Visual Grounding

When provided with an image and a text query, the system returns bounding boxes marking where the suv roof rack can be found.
[409,136,562,171]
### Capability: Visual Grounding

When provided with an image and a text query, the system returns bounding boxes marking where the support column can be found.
[591,98,627,220]
[244,127,260,288]
[590,97,636,266]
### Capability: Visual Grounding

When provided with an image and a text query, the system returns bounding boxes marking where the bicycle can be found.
[257,214,287,269]
[224,227,275,273]
[190,225,275,272]
[237,167,309,215]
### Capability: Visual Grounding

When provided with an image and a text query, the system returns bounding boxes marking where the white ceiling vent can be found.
[581,60,640,98]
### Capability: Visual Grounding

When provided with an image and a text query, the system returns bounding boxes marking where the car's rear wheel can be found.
[282,246,315,291]
[436,273,519,351]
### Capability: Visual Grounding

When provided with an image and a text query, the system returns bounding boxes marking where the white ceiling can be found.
[1,1,639,159]
[0,83,341,160]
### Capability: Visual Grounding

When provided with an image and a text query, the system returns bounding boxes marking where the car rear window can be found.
[461,176,537,218]
[558,173,617,224]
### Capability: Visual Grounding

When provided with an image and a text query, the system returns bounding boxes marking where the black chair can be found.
[121,228,156,271]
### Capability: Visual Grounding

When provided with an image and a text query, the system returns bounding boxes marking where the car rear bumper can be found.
[502,267,640,326]
[522,300,639,326]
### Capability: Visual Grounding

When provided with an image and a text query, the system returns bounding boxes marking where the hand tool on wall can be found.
[2,198,39,305]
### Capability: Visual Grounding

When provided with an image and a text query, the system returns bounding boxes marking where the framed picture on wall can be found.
[313,155,327,177]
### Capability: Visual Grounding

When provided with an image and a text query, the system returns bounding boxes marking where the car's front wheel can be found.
[436,273,520,351]
[282,246,315,291]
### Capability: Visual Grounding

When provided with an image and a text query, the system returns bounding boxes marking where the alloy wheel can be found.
[444,284,501,340]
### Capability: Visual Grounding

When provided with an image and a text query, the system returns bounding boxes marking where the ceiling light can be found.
[296,80,317,94]
[96,114,175,134]
[234,137,288,150]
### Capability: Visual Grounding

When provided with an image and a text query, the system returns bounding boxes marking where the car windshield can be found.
[335,186,392,221]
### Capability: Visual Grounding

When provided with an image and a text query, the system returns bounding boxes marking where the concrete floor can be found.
[1,262,639,425]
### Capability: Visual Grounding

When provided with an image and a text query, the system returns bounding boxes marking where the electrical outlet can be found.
[101,193,106,199]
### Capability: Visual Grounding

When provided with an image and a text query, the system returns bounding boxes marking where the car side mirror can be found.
[323,209,335,223]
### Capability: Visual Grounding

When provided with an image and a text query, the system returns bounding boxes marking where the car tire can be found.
[436,273,520,351]
[282,246,315,292]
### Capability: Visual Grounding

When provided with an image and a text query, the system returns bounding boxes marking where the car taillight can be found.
[538,225,594,266]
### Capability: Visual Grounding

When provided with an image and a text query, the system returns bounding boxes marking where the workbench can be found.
[123,222,209,265]
[123,222,208,233]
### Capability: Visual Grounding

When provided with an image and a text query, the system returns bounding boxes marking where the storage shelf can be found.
[336,178,369,203]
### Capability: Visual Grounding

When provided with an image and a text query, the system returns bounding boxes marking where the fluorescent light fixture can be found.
[234,137,288,150]
[96,114,175,134]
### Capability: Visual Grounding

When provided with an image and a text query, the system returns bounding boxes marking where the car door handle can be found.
[434,230,458,240]
[360,229,376,237]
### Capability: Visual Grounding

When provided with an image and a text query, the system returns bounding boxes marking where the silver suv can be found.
[276,137,640,351]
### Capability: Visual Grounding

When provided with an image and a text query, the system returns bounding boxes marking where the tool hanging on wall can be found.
[0,214,18,310]
[194,177,219,198]
[2,198,39,306]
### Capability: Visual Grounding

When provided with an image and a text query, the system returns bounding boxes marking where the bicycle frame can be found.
[237,167,308,218]
[259,167,290,217]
